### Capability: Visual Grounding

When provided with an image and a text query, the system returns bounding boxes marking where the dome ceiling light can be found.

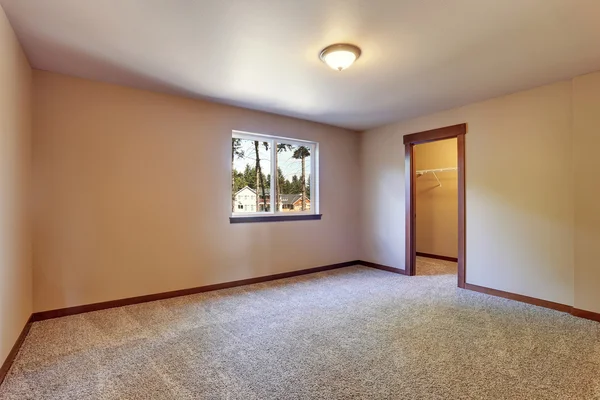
[319,43,361,71]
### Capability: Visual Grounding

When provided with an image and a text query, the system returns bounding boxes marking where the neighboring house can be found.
[234,186,257,212]
[279,194,311,212]
[234,186,270,212]
[234,187,309,212]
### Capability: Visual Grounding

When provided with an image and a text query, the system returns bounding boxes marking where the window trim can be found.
[229,214,323,224]
[231,130,319,223]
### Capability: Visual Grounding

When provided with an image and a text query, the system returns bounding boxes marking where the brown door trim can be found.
[457,133,466,288]
[404,123,467,287]
[403,124,467,145]
[404,143,416,276]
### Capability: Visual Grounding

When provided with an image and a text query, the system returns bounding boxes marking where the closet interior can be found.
[414,138,459,276]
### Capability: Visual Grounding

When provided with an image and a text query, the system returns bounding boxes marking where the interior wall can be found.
[573,71,600,314]
[360,81,575,306]
[32,71,361,312]
[415,139,458,258]
[0,6,32,365]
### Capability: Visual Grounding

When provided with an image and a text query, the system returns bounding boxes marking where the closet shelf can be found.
[415,167,457,187]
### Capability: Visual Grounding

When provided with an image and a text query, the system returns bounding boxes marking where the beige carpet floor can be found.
[416,256,457,276]
[1,263,599,399]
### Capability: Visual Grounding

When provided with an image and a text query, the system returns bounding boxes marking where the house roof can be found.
[280,194,310,205]
[234,186,256,196]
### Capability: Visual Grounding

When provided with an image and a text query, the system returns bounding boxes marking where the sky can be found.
[233,139,311,182]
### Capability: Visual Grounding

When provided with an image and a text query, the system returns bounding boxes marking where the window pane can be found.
[275,143,312,212]
[232,138,271,213]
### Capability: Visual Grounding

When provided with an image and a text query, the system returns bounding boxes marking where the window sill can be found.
[229,214,322,224]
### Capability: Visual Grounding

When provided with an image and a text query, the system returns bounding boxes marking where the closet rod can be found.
[416,167,457,187]
[415,167,457,174]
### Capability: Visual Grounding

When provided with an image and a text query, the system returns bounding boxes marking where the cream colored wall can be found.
[22,51,600,316]
[32,71,360,312]
[360,81,575,305]
[415,139,458,258]
[0,6,32,365]
[573,72,600,314]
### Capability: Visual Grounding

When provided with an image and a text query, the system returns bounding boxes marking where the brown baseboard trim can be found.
[0,315,33,387]
[32,261,361,322]
[464,283,572,313]
[464,283,600,323]
[571,308,600,323]
[416,252,458,262]
[359,260,406,275]
[28,261,600,326]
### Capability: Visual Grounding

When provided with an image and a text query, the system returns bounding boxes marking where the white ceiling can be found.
[2,0,600,130]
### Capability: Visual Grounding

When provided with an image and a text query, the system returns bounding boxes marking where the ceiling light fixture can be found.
[319,43,361,71]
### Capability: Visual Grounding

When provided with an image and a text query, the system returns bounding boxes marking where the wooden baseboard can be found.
[31,260,407,322]
[416,252,458,262]
[571,308,600,323]
[464,283,572,313]
[32,261,361,321]
[464,283,600,323]
[21,260,600,329]
[358,260,406,275]
[361,264,599,323]
[0,315,33,386]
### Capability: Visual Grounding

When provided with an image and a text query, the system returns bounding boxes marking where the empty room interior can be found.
[1,1,600,399]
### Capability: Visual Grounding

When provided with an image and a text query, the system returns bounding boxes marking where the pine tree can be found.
[292,146,311,210]
[290,175,301,194]
[243,164,255,189]
[231,139,244,212]
[275,144,293,211]
[254,141,269,212]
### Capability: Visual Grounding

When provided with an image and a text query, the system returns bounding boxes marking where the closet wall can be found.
[415,139,458,258]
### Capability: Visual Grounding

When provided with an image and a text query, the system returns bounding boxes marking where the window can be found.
[231,131,320,223]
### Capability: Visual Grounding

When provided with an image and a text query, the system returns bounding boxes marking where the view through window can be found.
[232,131,317,216]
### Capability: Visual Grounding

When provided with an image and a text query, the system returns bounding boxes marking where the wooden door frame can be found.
[403,123,467,288]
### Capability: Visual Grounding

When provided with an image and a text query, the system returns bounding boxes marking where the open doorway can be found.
[414,138,458,276]
[404,124,466,288]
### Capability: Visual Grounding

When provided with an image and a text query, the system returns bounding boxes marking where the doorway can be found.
[414,138,458,276]
[404,124,466,288]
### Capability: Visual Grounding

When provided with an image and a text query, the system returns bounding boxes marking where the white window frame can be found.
[231,130,319,219]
